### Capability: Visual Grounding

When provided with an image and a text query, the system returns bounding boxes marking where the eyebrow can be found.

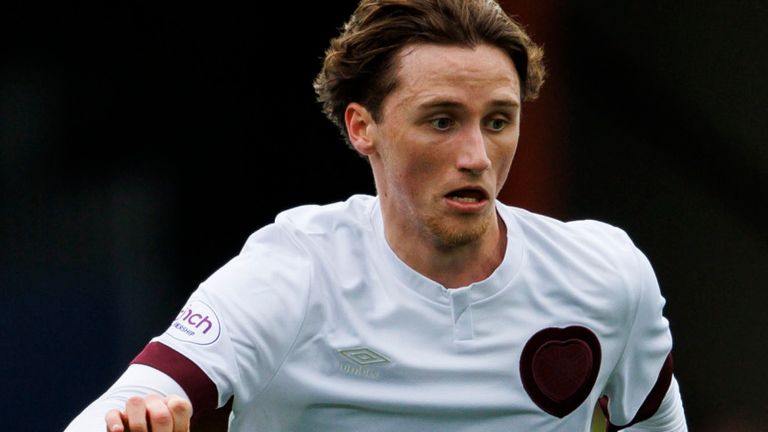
[489,100,521,110]
[418,98,520,111]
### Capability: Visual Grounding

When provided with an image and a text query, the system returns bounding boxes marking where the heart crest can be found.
[519,326,601,418]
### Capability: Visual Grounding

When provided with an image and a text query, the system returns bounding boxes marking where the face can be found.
[351,43,521,248]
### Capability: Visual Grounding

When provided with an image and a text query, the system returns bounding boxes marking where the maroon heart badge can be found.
[520,326,601,418]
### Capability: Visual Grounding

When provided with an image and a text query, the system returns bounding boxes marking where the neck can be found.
[384,211,507,289]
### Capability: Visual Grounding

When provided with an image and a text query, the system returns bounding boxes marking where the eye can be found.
[430,117,455,131]
[486,118,508,132]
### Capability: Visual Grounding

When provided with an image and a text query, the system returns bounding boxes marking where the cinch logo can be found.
[166,300,221,345]
[175,307,214,334]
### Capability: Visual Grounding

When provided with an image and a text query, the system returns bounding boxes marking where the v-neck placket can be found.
[449,287,474,341]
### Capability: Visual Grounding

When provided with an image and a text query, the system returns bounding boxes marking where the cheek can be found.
[490,139,519,185]
[410,151,443,175]
[398,151,441,196]
[384,132,444,192]
[495,145,517,169]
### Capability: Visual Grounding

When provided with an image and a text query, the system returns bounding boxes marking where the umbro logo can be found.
[338,347,389,380]
[338,347,391,365]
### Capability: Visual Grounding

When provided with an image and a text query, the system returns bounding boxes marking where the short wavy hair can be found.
[314,0,546,148]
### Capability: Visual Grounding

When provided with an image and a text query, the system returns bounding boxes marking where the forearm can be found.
[624,377,687,432]
[64,364,189,431]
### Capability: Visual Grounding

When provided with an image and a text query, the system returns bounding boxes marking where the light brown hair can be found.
[314,0,546,147]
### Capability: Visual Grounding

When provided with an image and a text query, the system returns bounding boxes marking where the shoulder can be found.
[225,194,375,256]
[499,203,638,260]
[499,203,657,310]
[204,194,376,293]
[189,199,377,338]
[271,194,376,237]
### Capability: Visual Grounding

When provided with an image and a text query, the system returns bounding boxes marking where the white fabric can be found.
[625,378,688,431]
[66,194,687,431]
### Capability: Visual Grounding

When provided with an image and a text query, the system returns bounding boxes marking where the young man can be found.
[66,1,687,431]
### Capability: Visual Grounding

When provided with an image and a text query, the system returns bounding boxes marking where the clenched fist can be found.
[105,394,192,432]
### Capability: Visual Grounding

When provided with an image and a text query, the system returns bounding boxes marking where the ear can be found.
[345,102,377,156]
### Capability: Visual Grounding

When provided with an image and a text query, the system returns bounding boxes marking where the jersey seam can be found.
[248,219,316,402]
[211,290,245,408]
[604,238,647,417]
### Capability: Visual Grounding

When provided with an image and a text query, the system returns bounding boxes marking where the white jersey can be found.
[125,194,682,431]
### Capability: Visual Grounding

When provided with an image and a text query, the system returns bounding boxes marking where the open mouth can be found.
[445,188,489,203]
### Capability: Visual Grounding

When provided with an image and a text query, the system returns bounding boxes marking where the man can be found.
[66,0,687,430]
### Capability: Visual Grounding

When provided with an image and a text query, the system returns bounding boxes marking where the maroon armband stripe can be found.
[600,353,674,431]
[131,341,219,414]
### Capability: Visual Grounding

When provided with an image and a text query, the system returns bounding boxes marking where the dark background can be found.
[1,2,765,431]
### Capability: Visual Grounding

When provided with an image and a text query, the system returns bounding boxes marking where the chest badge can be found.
[519,326,601,418]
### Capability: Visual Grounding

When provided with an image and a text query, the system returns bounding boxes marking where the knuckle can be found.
[126,396,146,408]
[168,397,192,414]
[145,393,163,402]
[104,409,123,428]
[151,410,173,426]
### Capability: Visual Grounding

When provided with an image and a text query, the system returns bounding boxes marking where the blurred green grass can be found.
[592,403,607,432]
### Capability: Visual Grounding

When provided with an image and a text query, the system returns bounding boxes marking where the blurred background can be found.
[1,1,765,430]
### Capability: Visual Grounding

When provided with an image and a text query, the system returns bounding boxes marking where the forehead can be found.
[388,43,521,107]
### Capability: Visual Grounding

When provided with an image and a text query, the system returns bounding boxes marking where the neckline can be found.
[369,197,525,306]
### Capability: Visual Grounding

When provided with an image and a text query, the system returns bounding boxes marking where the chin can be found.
[425,214,491,249]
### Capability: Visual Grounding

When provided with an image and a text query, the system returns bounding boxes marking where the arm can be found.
[64,364,192,432]
[623,377,687,432]
[66,222,312,431]
[601,236,688,431]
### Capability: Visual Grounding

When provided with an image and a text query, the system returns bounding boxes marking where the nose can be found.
[456,125,491,174]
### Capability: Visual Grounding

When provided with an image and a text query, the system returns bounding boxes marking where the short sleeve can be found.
[132,222,314,411]
[601,245,674,428]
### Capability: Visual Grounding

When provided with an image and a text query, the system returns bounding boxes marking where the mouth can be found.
[444,187,490,211]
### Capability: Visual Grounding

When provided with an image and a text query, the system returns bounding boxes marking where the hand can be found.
[105,394,192,432]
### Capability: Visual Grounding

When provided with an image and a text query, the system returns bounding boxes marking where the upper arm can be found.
[619,376,688,432]
[133,222,314,413]
[601,244,681,429]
